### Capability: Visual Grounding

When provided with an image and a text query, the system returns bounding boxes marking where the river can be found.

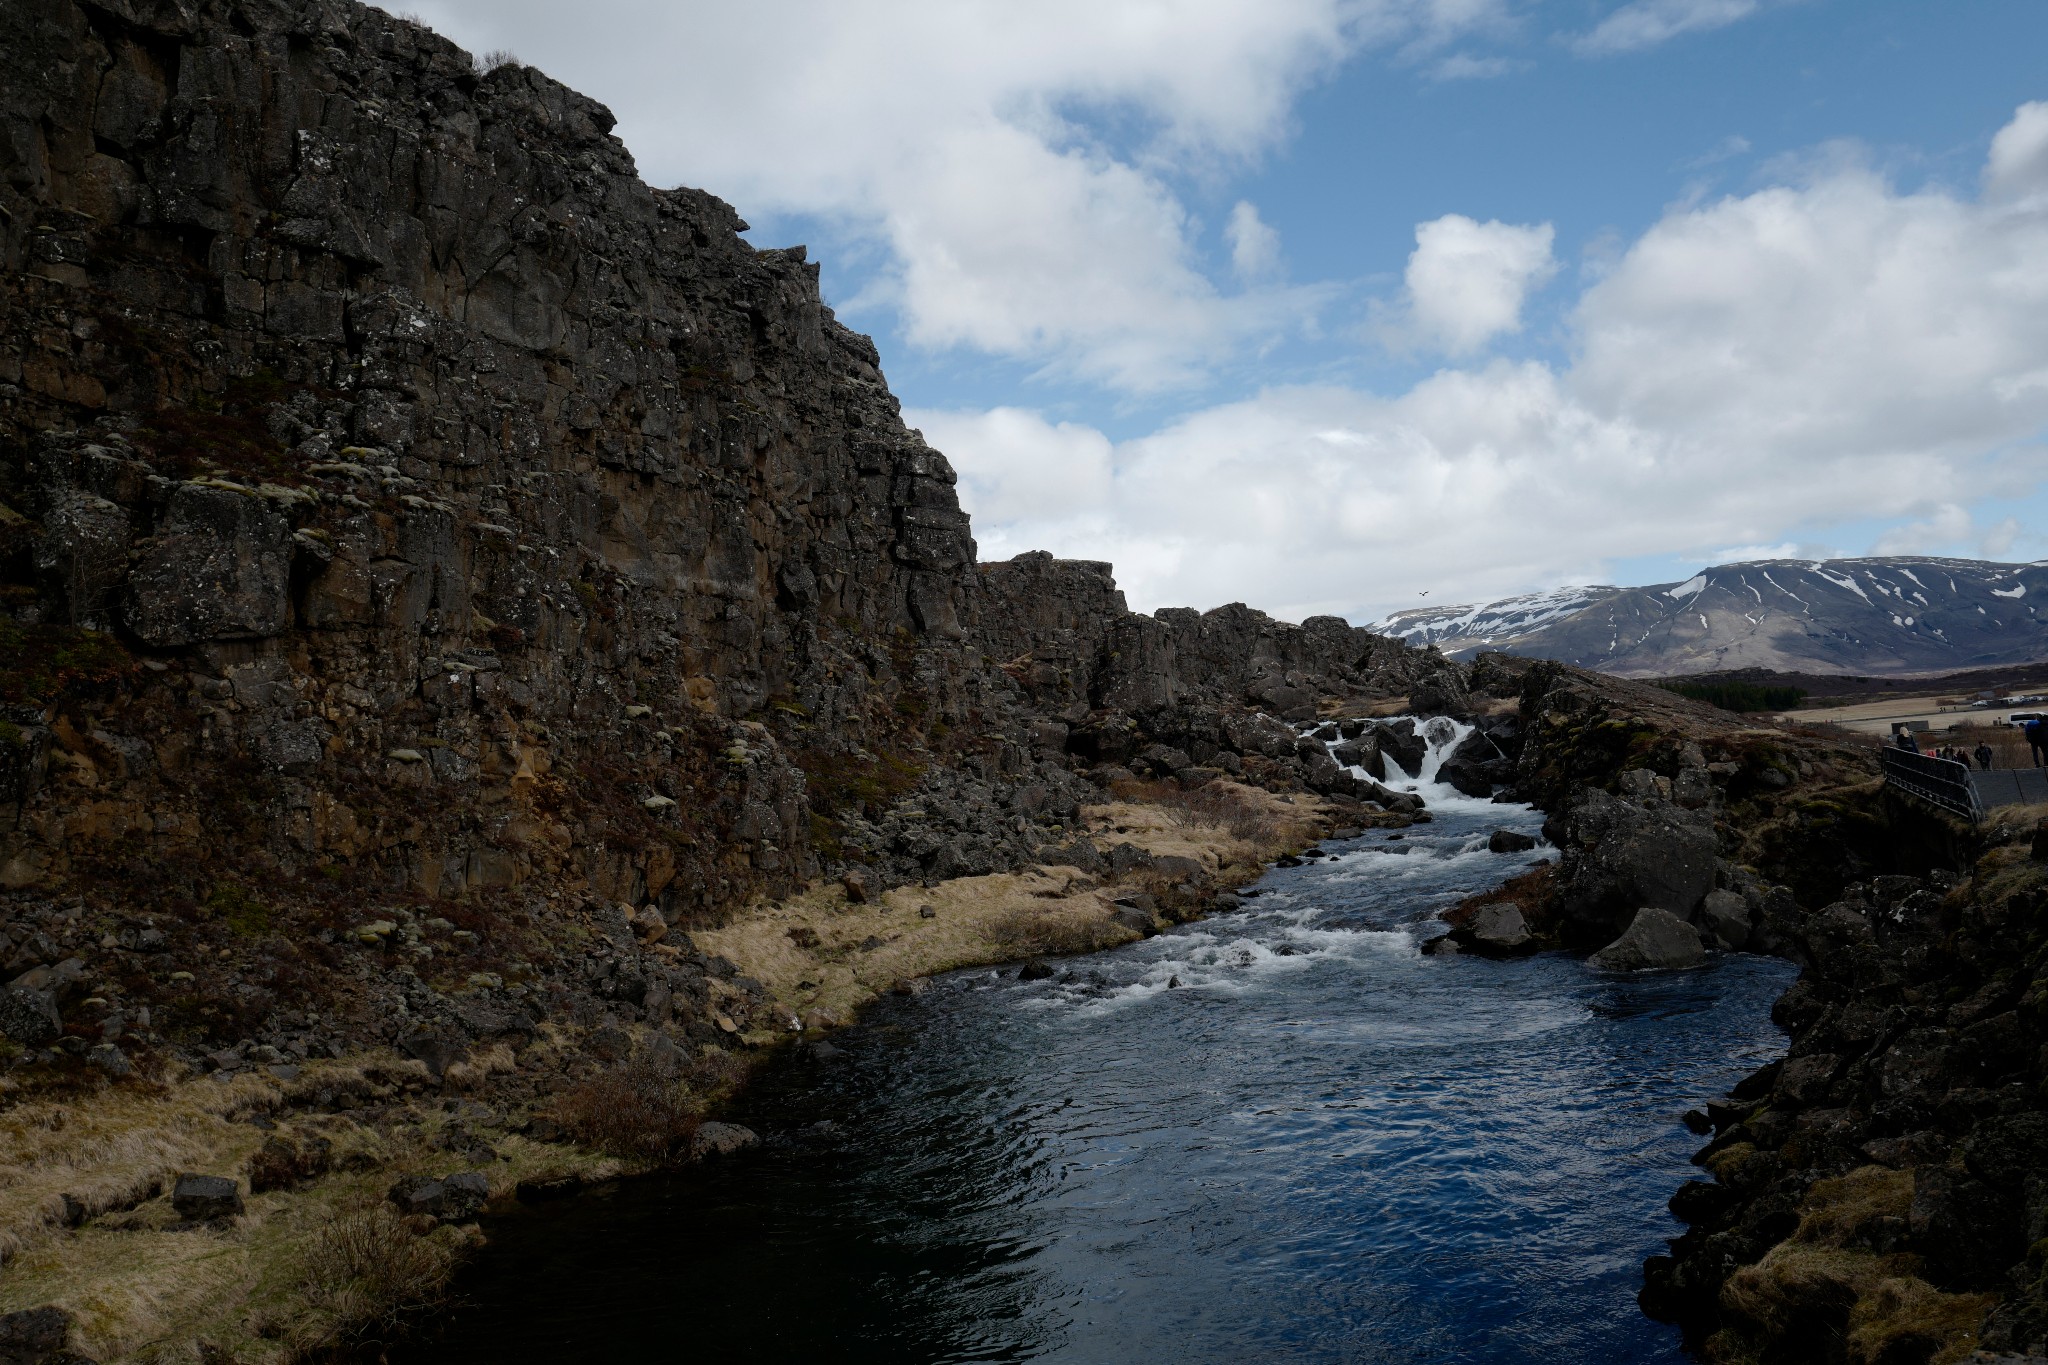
[403,729,1794,1364]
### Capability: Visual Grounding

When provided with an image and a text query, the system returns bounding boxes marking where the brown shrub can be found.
[985,906,1131,958]
[1106,778,1285,844]
[247,1131,332,1193]
[549,1049,740,1164]
[300,1197,458,1345]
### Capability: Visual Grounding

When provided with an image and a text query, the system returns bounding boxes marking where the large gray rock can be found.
[1468,903,1533,954]
[1589,908,1705,972]
[1551,789,1718,946]
[1699,889,1751,950]
[1370,720,1429,777]
[171,1173,244,1221]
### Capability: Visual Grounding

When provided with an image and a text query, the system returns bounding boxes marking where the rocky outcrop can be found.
[0,0,1452,1088]
[1468,657,1896,951]
[1640,848,2048,1363]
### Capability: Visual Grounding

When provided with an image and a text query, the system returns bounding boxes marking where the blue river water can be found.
[405,771,1793,1364]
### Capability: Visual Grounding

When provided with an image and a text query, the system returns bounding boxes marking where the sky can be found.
[405,0,2048,624]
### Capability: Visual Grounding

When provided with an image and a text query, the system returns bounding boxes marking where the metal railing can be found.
[1879,746,1983,823]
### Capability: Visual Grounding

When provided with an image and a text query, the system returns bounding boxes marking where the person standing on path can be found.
[2029,717,2047,768]
[1977,741,1995,771]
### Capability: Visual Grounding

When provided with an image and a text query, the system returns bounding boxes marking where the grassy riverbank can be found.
[0,781,1358,1362]
[698,781,1341,1041]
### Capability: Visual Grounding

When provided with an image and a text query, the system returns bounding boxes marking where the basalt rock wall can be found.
[0,0,1453,1076]
[1,0,1028,925]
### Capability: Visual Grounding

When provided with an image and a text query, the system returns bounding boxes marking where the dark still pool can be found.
[403,796,1793,1364]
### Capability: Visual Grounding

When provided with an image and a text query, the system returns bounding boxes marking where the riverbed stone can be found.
[1468,903,1534,955]
[1589,908,1704,972]
[691,1122,760,1159]
[1488,830,1537,854]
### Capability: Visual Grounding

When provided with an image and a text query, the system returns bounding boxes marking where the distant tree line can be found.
[1657,680,1808,713]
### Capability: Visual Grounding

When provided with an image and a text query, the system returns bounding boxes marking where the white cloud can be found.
[1400,215,1557,353]
[1980,517,2024,558]
[1870,504,1975,557]
[935,104,2048,620]
[1987,101,2048,203]
[406,0,1501,390]
[1710,542,1816,563]
[906,408,1113,527]
[1225,201,1283,280]
[1573,0,1762,56]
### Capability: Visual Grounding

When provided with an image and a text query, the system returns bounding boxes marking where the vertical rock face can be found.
[0,0,1014,919]
[0,0,1457,1072]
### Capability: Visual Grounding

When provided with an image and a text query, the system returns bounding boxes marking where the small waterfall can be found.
[1305,714,1491,808]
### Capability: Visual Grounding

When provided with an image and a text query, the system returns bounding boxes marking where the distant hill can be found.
[1372,557,2048,677]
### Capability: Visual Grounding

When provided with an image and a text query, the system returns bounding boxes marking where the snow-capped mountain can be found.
[1371,558,2048,676]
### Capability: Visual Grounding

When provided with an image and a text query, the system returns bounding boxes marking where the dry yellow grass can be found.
[699,783,1329,1039]
[0,1057,622,1363]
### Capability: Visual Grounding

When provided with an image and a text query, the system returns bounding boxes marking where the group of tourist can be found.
[1892,716,2048,768]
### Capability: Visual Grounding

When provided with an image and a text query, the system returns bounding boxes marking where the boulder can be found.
[1037,840,1104,874]
[1617,767,1663,800]
[1132,743,1193,778]
[0,1306,75,1365]
[841,867,873,904]
[1330,738,1382,777]
[1467,903,1533,955]
[171,1173,244,1221]
[398,1030,467,1079]
[1372,721,1428,777]
[388,1175,447,1217]
[1111,904,1156,935]
[691,1122,760,1159]
[1105,843,1153,878]
[1551,789,1717,945]
[1438,730,1509,797]
[438,1171,491,1222]
[1488,830,1537,854]
[1018,960,1055,981]
[1699,889,1751,950]
[1589,908,1705,972]
[0,984,60,1047]
[1672,767,1715,809]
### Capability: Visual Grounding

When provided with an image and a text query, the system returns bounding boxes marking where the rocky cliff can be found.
[0,0,1463,1089]
[1638,829,2048,1365]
